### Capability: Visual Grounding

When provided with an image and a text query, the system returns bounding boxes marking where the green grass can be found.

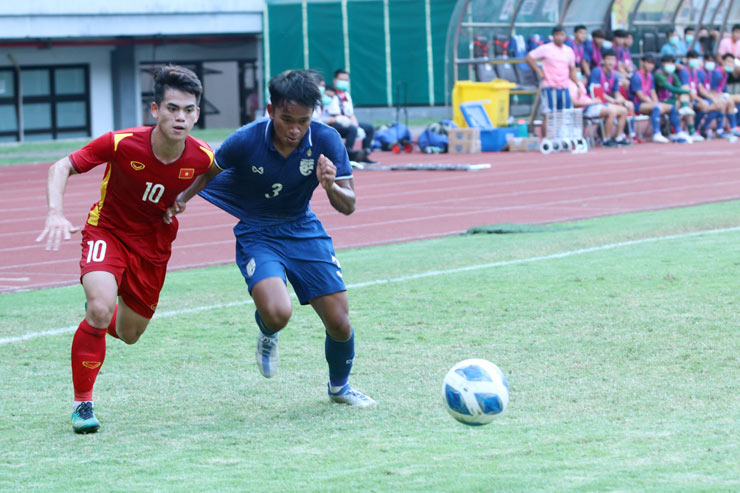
[0,128,238,166]
[2,202,740,491]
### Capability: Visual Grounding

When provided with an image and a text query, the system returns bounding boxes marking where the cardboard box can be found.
[506,136,540,152]
[448,128,481,154]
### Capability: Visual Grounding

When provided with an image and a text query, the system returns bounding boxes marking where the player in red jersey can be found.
[36,65,221,434]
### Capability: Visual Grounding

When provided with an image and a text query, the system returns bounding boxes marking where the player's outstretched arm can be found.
[317,153,355,215]
[163,163,223,224]
[35,156,80,251]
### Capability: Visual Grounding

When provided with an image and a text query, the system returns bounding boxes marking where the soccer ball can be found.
[442,358,509,426]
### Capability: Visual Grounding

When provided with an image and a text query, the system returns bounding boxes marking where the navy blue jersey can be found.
[199,118,352,229]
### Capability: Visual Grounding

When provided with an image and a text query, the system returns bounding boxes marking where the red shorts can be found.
[80,227,168,319]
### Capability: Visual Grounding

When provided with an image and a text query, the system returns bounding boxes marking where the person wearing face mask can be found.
[660,28,687,57]
[714,53,740,134]
[655,54,695,141]
[680,51,725,139]
[702,54,738,136]
[324,69,377,165]
[683,27,702,55]
[718,24,740,58]
[629,54,686,143]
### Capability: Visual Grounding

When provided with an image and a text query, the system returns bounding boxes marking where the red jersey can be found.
[70,126,214,264]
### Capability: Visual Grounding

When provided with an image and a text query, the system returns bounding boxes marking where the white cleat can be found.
[678,106,696,116]
[256,332,279,378]
[328,383,377,408]
[652,133,670,143]
[689,133,704,142]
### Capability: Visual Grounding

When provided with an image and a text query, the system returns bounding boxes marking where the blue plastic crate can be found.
[481,128,516,152]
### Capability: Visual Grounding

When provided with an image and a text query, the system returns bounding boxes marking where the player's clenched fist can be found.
[316,153,336,190]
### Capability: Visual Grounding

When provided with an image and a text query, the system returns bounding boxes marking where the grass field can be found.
[2,202,740,491]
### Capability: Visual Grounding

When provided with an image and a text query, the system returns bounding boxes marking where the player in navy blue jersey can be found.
[166,70,375,407]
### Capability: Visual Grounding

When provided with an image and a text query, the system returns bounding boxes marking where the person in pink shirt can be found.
[526,26,578,91]
[718,24,740,57]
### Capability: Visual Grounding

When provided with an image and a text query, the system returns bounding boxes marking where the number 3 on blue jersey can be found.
[265,183,283,198]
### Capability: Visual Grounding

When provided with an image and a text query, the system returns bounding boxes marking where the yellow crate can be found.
[452,79,516,128]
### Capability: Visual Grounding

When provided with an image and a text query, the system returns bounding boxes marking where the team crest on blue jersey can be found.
[252,165,264,174]
[299,159,314,176]
[247,258,256,277]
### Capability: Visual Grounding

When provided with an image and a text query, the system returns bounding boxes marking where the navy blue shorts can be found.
[234,217,346,305]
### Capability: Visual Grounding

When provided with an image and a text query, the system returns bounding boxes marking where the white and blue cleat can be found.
[328,383,376,407]
[256,332,279,378]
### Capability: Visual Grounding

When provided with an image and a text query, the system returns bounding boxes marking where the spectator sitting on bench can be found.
[718,24,740,59]
[565,25,591,78]
[705,54,740,136]
[571,69,629,147]
[655,54,698,141]
[588,49,634,143]
[613,29,634,78]
[628,54,687,143]
[660,28,688,57]
[587,29,612,74]
[324,69,377,164]
[683,26,701,55]
[682,51,731,138]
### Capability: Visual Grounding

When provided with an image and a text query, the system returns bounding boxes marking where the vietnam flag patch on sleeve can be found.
[179,168,195,179]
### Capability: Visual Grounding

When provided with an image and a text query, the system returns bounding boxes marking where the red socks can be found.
[71,320,106,402]
[106,305,119,339]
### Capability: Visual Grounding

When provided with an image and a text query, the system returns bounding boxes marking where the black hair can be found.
[661,54,675,63]
[153,65,202,105]
[269,69,322,110]
[334,68,349,78]
[722,52,735,61]
[733,24,740,31]
[602,49,617,59]
[574,24,587,33]
[686,49,700,58]
[592,29,605,40]
[642,54,655,64]
[552,25,565,35]
[324,84,337,93]
[685,26,695,33]
[613,29,627,38]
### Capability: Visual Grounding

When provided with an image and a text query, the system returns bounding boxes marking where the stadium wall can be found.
[264,0,457,107]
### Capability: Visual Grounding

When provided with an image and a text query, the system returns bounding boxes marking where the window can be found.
[0,65,90,141]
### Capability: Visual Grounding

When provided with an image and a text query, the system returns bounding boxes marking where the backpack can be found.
[372,121,412,151]
[417,120,457,153]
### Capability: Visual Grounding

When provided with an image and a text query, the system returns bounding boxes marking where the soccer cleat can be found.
[689,133,704,142]
[652,133,670,143]
[71,401,100,434]
[256,332,279,378]
[328,383,377,408]
[669,132,691,143]
[678,106,695,117]
[601,138,619,148]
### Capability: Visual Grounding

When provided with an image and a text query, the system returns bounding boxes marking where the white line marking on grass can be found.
[2,225,740,346]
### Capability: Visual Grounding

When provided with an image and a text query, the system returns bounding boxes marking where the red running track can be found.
[2,140,740,293]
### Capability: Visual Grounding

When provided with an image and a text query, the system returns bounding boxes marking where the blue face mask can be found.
[664,64,676,74]
[705,61,716,71]
[688,59,700,69]
[321,95,333,106]
[669,35,680,46]
[725,65,735,73]
[335,80,350,92]
[319,85,326,96]
[601,40,613,50]
[685,34,695,44]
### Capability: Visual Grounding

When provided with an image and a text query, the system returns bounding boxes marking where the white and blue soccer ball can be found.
[442,358,509,426]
